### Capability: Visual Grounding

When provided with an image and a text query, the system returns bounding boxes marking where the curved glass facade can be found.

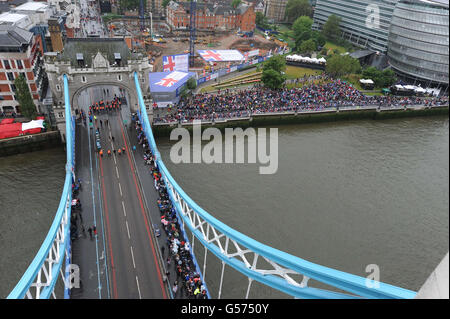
[387,0,449,84]
[312,0,399,52]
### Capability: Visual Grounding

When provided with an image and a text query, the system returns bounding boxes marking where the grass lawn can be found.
[285,65,323,79]
[324,41,348,54]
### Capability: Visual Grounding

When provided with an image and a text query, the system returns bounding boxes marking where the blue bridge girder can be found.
[133,72,417,299]
[8,72,419,299]
[8,74,75,299]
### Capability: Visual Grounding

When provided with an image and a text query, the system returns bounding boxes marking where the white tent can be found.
[359,79,374,84]
[21,119,44,131]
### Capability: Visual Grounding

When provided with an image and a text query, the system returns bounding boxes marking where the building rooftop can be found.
[0,24,32,48]
[58,38,142,67]
[0,11,27,23]
[13,1,49,12]
[0,0,28,14]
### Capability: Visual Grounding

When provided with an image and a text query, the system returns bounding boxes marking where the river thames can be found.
[1,116,448,298]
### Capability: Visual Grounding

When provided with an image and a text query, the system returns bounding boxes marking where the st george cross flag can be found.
[163,54,189,72]
[155,71,187,87]
[197,50,244,62]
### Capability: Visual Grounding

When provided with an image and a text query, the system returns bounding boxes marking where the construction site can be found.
[104,15,283,75]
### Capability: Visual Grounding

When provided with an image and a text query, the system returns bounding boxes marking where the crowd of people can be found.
[133,114,208,299]
[89,94,122,114]
[153,80,449,124]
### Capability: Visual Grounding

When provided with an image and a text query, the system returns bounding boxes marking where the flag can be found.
[155,71,187,87]
[197,50,244,62]
[163,54,189,72]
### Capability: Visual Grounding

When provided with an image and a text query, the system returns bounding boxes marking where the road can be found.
[71,86,168,299]
[76,0,106,38]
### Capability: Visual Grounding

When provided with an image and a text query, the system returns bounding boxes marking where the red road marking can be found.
[99,154,119,299]
[117,116,168,299]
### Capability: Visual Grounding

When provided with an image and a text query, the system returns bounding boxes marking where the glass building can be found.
[312,0,399,52]
[387,0,449,85]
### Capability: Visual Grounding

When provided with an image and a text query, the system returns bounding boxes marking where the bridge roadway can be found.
[71,86,169,299]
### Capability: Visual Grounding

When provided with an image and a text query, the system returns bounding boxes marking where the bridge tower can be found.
[189,0,197,67]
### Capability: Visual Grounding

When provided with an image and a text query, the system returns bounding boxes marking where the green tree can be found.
[255,12,269,28]
[292,16,313,36]
[187,77,197,90]
[285,0,312,23]
[231,0,241,9]
[325,54,361,77]
[299,38,317,54]
[381,69,397,87]
[263,55,286,73]
[162,0,171,7]
[14,74,36,119]
[322,14,342,41]
[261,68,286,89]
[311,31,326,48]
[362,67,397,87]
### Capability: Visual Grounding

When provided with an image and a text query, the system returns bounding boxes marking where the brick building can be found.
[264,0,288,22]
[0,25,45,115]
[167,1,256,32]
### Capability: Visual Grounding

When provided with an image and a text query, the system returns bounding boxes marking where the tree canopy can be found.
[322,14,342,41]
[263,54,286,73]
[261,55,287,89]
[162,0,171,8]
[14,74,36,119]
[231,0,241,9]
[187,77,197,90]
[261,68,286,89]
[255,12,269,29]
[362,67,397,88]
[325,54,361,77]
[299,39,317,54]
[292,16,325,52]
[285,0,312,23]
[292,16,313,36]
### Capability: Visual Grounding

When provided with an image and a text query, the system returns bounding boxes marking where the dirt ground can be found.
[152,33,280,73]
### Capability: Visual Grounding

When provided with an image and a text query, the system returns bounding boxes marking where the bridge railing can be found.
[133,72,417,299]
[7,74,75,299]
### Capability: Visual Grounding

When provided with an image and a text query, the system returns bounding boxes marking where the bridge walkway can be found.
[126,119,196,298]
[70,86,169,299]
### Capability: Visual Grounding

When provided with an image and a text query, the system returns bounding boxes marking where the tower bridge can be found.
[11,33,449,299]
[7,67,424,299]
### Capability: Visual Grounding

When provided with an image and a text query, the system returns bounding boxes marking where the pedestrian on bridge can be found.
[88,227,93,240]
[93,225,97,237]
[172,281,178,298]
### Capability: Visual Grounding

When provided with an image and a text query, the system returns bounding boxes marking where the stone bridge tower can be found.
[44,38,153,141]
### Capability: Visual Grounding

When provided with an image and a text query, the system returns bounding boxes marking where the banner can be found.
[197,50,244,62]
[163,54,189,72]
[155,71,188,87]
[247,49,260,57]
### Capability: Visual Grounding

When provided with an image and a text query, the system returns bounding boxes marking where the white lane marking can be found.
[136,276,142,299]
[130,246,136,269]
[113,154,116,165]
[115,166,119,179]
[126,220,131,239]
[122,201,126,217]
[118,182,122,197]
